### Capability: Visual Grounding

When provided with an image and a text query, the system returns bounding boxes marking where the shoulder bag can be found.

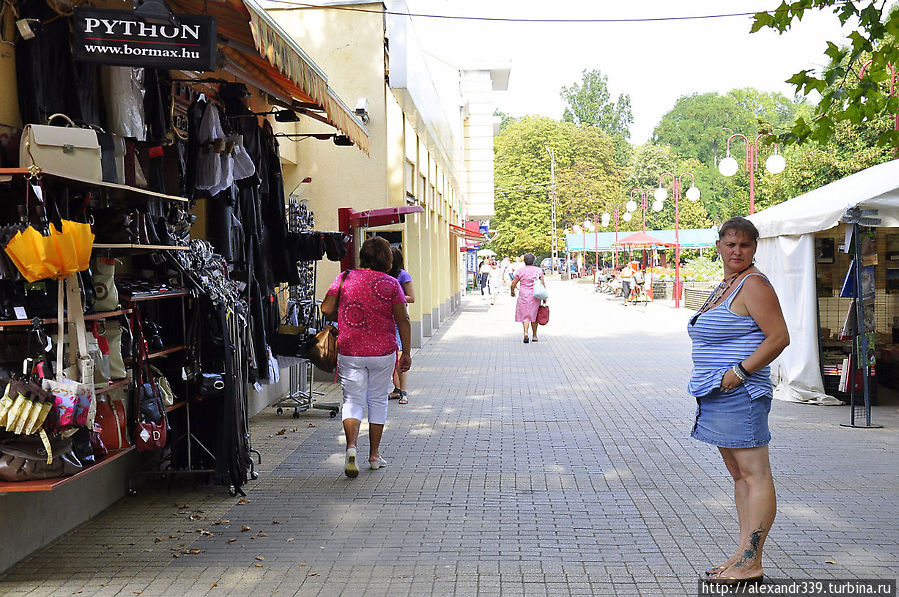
[306,270,349,373]
[131,312,167,452]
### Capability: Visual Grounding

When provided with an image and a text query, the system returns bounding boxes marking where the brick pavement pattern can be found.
[2,278,898,596]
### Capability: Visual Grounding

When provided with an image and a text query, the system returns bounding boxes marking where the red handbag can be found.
[95,393,130,450]
[536,304,550,326]
[131,311,168,453]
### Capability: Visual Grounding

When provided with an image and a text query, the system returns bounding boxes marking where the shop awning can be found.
[449,223,487,242]
[344,206,424,228]
[167,0,369,153]
[612,231,677,248]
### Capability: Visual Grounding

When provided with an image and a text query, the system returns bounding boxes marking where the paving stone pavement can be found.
[2,278,898,596]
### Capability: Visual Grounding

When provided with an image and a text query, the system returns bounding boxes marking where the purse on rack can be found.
[150,365,175,406]
[19,113,104,180]
[0,435,83,482]
[197,372,225,396]
[94,388,129,450]
[94,320,126,379]
[131,314,167,452]
[92,256,119,311]
[42,274,96,432]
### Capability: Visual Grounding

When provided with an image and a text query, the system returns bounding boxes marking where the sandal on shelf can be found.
[398,391,408,404]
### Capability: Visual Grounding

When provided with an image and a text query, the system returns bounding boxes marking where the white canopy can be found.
[747,160,899,405]
[750,160,899,239]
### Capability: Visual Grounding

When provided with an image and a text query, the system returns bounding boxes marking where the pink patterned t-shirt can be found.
[326,269,407,357]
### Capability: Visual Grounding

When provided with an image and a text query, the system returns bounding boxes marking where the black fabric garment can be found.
[184,98,206,202]
[143,69,169,193]
[260,121,294,285]
[16,0,100,125]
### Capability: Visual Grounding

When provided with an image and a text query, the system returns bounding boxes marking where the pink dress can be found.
[514,265,542,323]
[326,269,406,356]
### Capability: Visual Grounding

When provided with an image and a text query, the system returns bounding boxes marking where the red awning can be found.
[345,206,424,228]
[612,231,677,247]
[449,223,487,241]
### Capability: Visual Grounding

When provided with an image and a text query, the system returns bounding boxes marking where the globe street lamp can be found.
[600,201,637,268]
[718,133,785,214]
[655,172,700,309]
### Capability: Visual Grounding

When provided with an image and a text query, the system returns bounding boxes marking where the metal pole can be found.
[749,138,757,214]
[594,214,598,274]
[674,179,681,309]
[614,208,619,268]
[547,147,558,270]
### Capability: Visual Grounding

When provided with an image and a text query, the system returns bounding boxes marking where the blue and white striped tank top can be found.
[687,273,772,399]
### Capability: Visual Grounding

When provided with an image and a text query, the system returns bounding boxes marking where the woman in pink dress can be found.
[509,252,544,343]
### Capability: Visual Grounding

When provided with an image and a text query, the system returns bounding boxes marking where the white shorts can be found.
[337,353,396,425]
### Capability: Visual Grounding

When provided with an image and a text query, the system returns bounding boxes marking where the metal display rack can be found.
[272,198,339,418]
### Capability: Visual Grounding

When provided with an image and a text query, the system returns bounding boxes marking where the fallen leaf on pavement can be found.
[306,573,317,577]
[272,521,280,524]
[255,556,264,561]
[276,428,286,435]
[241,525,251,532]
[227,538,237,544]
[258,532,268,537]
[255,563,263,568]
[238,498,250,504]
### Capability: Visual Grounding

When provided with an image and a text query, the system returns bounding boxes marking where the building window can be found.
[418,173,427,205]
[405,160,415,200]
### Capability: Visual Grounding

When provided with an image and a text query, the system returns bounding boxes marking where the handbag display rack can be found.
[270,199,339,419]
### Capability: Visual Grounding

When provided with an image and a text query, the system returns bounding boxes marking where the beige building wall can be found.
[270,2,464,347]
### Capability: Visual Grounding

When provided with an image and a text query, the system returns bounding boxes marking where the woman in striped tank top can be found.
[689,217,790,586]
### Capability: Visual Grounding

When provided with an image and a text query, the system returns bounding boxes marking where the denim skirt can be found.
[691,385,772,448]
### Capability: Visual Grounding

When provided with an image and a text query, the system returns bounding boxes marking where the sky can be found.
[405,0,858,143]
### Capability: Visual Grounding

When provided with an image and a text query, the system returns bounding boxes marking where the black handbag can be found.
[197,373,225,396]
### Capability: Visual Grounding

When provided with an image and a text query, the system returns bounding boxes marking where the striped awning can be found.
[167,0,369,153]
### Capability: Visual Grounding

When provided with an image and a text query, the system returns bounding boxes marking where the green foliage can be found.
[494,109,517,134]
[492,116,624,257]
[560,69,633,138]
[751,2,899,149]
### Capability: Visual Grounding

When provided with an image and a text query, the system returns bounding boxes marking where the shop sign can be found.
[71,8,217,71]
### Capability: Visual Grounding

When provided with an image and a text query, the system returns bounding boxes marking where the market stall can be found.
[747,159,899,406]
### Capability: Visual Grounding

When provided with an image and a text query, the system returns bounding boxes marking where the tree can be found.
[494,109,517,134]
[492,116,624,257]
[560,69,633,138]
[751,2,899,149]
[652,89,803,165]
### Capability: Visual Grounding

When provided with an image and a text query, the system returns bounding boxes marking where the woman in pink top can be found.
[321,237,412,478]
[509,252,544,343]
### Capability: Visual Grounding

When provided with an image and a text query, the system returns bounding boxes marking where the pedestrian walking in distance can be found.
[320,237,412,478]
[509,252,544,343]
[388,246,415,405]
[688,217,789,586]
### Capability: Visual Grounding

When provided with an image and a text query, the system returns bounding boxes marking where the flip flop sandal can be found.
[398,391,408,404]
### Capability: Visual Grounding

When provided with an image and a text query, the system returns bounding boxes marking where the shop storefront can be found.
[750,160,899,409]
[0,0,367,571]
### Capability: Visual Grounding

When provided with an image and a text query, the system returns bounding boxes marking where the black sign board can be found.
[71,8,217,72]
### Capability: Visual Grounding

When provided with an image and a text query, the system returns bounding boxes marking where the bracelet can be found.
[731,365,748,382]
[736,362,751,378]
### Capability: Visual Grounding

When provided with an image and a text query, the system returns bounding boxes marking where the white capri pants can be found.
[337,353,396,425]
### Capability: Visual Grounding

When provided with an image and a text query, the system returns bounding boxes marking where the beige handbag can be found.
[19,113,102,180]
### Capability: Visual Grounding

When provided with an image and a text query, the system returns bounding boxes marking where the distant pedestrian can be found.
[388,247,415,405]
[320,237,412,477]
[478,259,491,295]
[488,258,503,305]
[509,252,544,343]
[690,217,789,586]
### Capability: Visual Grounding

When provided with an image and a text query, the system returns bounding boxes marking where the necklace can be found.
[690,264,754,325]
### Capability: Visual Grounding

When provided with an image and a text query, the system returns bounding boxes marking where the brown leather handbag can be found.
[307,271,348,372]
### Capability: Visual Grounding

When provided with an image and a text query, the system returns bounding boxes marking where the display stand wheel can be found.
[292,409,300,419]
[330,411,337,418]
[276,407,283,414]
[229,485,237,497]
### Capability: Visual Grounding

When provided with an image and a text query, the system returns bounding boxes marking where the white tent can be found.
[747,160,899,405]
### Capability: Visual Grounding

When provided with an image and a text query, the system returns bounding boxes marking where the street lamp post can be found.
[718,133,786,214]
[601,202,636,268]
[584,212,599,278]
[655,173,700,309]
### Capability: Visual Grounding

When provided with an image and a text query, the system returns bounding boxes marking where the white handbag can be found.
[533,276,549,301]
[19,113,103,181]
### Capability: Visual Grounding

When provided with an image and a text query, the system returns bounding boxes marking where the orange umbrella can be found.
[4,220,94,283]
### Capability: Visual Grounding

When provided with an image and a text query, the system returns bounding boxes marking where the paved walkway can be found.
[2,278,898,596]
